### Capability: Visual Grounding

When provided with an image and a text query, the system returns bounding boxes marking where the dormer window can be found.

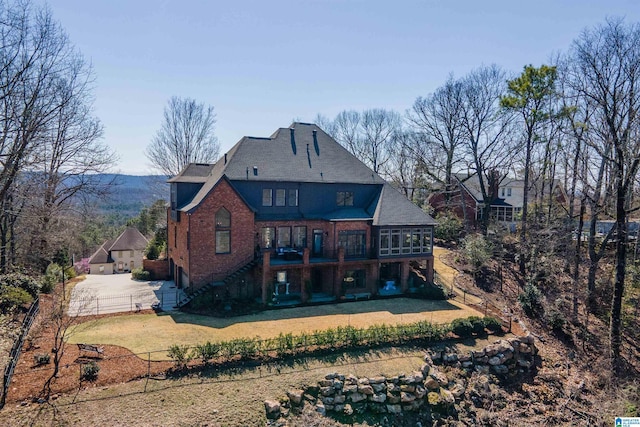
[337,191,354,206]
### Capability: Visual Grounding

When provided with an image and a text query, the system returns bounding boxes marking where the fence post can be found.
[144,352,150,392]
[96,298,99,315]
[130,295,133,312]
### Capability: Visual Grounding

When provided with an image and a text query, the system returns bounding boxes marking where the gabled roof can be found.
[108,227,149,251]
[372,184,437,226]
[454,173,564,205]
[88,239,115,264]
[179,123,384,212]
[167,163,215,183]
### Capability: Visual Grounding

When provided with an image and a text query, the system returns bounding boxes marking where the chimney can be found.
[312,129,319,155]
[224,153,227,164]
[253,166,258,176]
[290,128,296,155]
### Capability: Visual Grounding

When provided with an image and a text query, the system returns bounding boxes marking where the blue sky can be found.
[45,0,640,175]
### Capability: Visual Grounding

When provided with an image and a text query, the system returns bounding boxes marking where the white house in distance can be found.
[88,227,149,274]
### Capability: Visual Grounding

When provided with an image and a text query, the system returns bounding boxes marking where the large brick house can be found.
[167,123,437,304]
[429,173,567,230]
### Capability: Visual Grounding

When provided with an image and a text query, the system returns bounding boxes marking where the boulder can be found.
[387,393,401,404]
[401,392,416,403]
[287,389,304,406]
[372,382,387,393]
[387,404,402,414]
[333,394,346,404]
[325,372,339,380]
[443,353,458,363]
[492,364,509,375]
[343,404,354,416]
[450,384,465,399]
[349,392,367,403]
[517,359,533,369]
[342,384,357,393]
[315,402,326,416]
[264,400,281,419]
[370,393,387,403]
[320,386,333,396]
[415,385,427,399]
[318,379,333,387]
[358,384,374,395]
[400,384,416,393]
[440,389,455,406]
[369,376,386,384]
[425,377,440,390]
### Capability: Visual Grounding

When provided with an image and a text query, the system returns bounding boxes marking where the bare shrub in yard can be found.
[81,361,100,381]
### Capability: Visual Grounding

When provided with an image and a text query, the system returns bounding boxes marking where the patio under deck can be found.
[257,292,337,308]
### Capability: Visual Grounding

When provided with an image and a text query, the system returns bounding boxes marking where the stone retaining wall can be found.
[265,335,537,421]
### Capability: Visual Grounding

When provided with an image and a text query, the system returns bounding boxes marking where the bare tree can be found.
[568,18,640,375]
[459,65,516,233]
[146,96,219,177]
[406,75,466,208]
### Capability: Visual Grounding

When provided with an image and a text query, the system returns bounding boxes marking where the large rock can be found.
[320,386,333,396]
[264,400,281,419]
[370,393,387,403]
[315,402,326,416]
[333,394,346,404]
[318,379,333,387]
[430,370,449,387]
[492,364,509,375]
[287,389,304,406]
[425,377,440,390]
[369,376,386,384]
[387,393,401,404]
[358,384,374,395]
[372,382,387,393]
[343,404,354,415]
[387,404,402,414]
[342,384,357,393]
[414,385,427,399]
[440,389,455,406]
[401,392,416,403]
[349,392,367,403]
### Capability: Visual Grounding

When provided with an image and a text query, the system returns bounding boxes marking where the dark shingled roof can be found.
[88,239,115,264]
[180,123,384,212]
[168,163,215,183]
[108,227,149,251]
[175,122,436,228]
[372,184,437,226]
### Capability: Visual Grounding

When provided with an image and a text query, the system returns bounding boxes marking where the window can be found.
[275,189,286,206]
[293,226,307,248]
[277,226,291,247]
[379,230,390,255]
[402,229,412,254]
[507,187,512,197]
[262,189,272,206]
[215,208,231,254]
[261,227,275,248]
[336,191,354,206]
[130,250,134,257]
[378,227,433,256]
[343,270,365,290]
[288,189,298,206]
[500,188,505,197]
[338,230,366,258]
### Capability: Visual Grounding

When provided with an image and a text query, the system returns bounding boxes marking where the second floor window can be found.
[337,191,354,206]
[338,230,366,257]
[262,189,272,206]
[289,189,298,206]
[275,189,286,206]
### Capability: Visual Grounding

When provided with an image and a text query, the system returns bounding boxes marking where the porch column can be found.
[401,260,411,293]
[301,267,311,303]
[367,263,379,295]
[426,257,434,284]
[261,252,271,304]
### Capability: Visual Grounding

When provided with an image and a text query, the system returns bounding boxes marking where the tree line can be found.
[315,19,640,375]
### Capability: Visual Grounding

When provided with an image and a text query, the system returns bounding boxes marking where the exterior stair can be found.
[177,259,258,307]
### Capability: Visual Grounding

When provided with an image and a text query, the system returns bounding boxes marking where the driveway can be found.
[68,274,186,316]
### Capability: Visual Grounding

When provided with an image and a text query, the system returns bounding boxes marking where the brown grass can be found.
[0,337,502,427]
[68,298,483,359]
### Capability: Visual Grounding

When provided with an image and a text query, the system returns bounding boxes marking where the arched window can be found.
[215,208,231,254]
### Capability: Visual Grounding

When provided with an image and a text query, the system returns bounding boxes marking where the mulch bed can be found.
[6,290,172,404]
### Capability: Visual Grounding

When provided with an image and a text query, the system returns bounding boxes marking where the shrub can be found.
[145,242,160,260]
[132,268,151,281]
[468,316,486,335]
[417,284,447,300]
[461,234,493,275]
[81,361,100,381]
[434,212,464,242]
[483,316,503,333]
[0,286,33,313]
[518,283,543,316]
[33,353,50,365]
[193,341,221,364]
[0,272,42,297]
[167,344,191,368]
[545,307,566,332]
[64,266,76,279]
[451,318,474,338]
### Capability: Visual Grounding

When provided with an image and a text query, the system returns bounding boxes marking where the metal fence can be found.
[69,290,182,316]
[1,298,39,409]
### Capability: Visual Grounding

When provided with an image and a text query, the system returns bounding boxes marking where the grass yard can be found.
[69,298,483,359]
[1,336,503,427]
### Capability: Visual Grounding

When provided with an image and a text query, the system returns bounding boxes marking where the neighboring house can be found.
[429,174,567,230]
[89,227,149,274]
[167,122,437,304]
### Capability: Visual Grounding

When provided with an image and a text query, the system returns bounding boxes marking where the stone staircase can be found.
[177,259,258,307]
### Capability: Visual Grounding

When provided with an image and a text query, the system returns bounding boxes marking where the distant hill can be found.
[90,174,169,218]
